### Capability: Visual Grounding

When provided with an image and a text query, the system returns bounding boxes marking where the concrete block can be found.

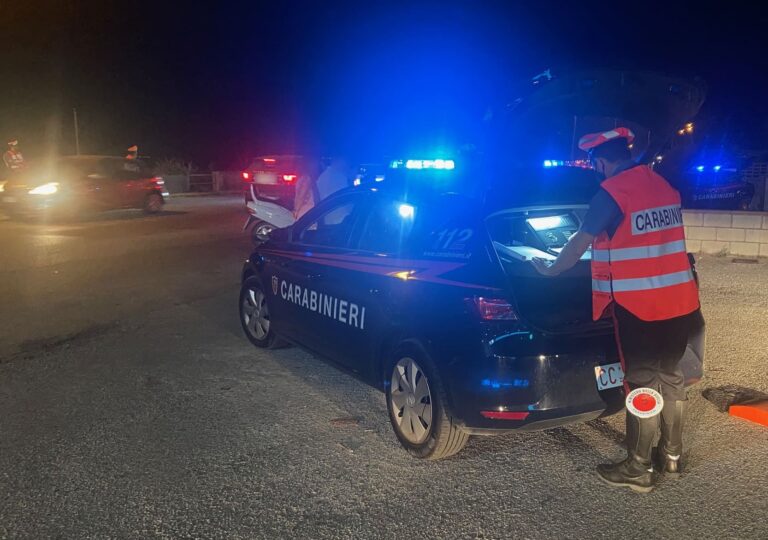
[702,213,733,228]
[700,241,730,255]
[685,239,702,253]
[729,242,760,257]
[760,244,768,258]
[686,227,718,241]
[682,211,704,227]
[745,229,768,244]
[763,215,768,229]
[732,214,765,229]
[716,228,746,242]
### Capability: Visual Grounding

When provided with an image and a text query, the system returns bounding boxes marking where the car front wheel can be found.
[386,345,469,459]
[239,277,283,348]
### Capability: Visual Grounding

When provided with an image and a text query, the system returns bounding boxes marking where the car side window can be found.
[296,200,358,248]
[357,200,415,255]
[113,168,143,181]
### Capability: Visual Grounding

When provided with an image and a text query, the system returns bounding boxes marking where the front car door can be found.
[263,193,367,357]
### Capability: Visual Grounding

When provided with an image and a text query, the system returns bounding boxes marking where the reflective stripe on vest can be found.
[592,239,687,263]
[592,269,695,293]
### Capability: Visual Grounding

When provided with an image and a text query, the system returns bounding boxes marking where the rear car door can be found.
[85,159,127,209]
[108,159,149,208]
[269,193,367,356]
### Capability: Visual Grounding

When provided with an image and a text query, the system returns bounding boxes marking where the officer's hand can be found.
[530,257,559,277]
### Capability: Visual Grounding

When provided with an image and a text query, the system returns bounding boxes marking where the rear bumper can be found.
[445,333,625,432]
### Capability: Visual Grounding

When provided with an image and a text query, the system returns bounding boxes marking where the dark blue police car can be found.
[238,70,708,459]
[238,162,638,459]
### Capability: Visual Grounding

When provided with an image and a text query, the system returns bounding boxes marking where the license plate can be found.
[254,173,278,185]
[595,362,624,390]
[2,196,17,203]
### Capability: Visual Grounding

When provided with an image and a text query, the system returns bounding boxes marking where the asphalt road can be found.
[1,197,766,539]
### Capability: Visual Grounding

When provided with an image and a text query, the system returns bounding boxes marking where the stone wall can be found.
[683,210,768,257]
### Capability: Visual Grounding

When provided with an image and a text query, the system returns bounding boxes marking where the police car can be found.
[239,161,633,459]
[238,71,707,459]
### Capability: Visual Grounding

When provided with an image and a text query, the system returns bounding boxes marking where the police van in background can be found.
[237,71,707,459]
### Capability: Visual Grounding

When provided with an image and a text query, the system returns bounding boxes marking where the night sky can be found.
[2,1,768,168]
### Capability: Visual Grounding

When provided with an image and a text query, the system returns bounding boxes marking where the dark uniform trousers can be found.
[613,304,700,402]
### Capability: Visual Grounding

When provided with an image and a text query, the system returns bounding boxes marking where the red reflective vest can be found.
[591,165,700,321]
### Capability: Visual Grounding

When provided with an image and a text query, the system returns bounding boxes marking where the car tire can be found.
[250,220,274,246]
[386,343,469,460]
[143,193,164,214]
[239,276,285,349]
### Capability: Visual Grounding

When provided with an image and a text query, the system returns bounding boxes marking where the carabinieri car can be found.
[239,164,705,460]
[238,70,707,459]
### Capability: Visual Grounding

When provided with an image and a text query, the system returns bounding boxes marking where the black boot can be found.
[597,412,658,493]
[654,400,687,477]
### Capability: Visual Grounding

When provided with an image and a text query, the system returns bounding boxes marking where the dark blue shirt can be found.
[581,162,640,238]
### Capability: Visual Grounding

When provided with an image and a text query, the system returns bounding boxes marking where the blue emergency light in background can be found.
[390,159,455,170]
[694,164,727,173]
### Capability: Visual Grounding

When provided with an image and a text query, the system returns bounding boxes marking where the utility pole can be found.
[73,108,80,155]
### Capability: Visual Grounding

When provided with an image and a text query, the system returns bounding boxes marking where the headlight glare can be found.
[28,182,59,195]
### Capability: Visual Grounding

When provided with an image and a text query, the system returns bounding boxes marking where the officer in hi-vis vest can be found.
[531,128,703,493]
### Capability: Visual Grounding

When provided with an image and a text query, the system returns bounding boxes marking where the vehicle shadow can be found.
[257,343,622,462]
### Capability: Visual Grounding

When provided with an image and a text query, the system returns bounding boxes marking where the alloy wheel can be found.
[241,286,270,340]
[390,357,433,444]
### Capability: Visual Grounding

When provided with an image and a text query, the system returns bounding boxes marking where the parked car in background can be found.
[681,174,756,210]
[0,155,169,219]
[241,155,319,210]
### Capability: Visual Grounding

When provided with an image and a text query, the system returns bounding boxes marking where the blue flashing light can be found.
[398,203,415,219]
[374,175,385,182]
[543,160,566,168]
[713,165,722,172]
[695,165,705,172]
[400,159,455,170]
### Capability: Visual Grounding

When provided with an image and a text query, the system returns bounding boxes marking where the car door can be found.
[84,159,125,209]
[267,193,367,357]
[297,195,419,379]
[110,161,148,208]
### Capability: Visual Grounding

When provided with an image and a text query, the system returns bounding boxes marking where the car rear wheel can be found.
[386,345,469,459]
[239,277,284,348]
[143,193,164,214]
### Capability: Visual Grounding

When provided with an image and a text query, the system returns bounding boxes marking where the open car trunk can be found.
[483,168,601,334]
[486,202,601,334]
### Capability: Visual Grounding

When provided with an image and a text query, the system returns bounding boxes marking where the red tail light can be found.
[152,176,165,185]
[242,171,251,181]
[282,174,298,183]
[470,297,519,321]
[481,411,529,421]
